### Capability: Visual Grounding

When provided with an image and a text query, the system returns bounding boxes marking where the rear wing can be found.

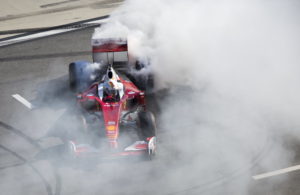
[92,38,128,53]
[92,38,129,65]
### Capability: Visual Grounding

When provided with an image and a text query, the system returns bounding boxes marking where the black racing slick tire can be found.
[69,61,95,93]
[127,60,154,93]
[137,111,157,160]
[136,74,154,92]
[137,111,156,140]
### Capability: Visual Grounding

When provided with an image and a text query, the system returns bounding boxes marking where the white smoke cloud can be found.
[86,62,102,80]
[92,0,300,193]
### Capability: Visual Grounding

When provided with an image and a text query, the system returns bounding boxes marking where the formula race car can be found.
[66,38,156,160]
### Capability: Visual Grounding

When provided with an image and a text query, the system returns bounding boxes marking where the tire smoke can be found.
[93,0,300,194]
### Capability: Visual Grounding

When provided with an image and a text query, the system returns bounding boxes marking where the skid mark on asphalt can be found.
[53,167,62,195]
[0,121,62,195]
[0,121,41,149]
[0,161,25,170]
[161,137,274,195]
[0,144,53,195]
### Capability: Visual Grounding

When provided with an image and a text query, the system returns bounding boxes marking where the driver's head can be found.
[104,80,117,98]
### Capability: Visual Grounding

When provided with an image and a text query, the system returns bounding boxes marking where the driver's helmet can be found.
[103,80,119,101]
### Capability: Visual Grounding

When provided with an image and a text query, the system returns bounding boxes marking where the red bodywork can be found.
[78,77,145,149]
[92,38,128,53]
[69,38,156,159]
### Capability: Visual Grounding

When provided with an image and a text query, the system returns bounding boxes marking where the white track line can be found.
[0,18,108,47]
[12,94,34,110]
[253,164,300,180]
[0,29,74,47]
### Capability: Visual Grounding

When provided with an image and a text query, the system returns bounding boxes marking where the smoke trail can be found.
[93,0,300,193]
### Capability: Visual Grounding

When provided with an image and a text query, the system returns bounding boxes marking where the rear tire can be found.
[69,61,95,93]
[137,111,156,140]
[126,61,154,93]
[137,111,157,160]
[134,74,154,93]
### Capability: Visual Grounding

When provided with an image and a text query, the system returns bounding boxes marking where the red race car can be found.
[67,38,156,160]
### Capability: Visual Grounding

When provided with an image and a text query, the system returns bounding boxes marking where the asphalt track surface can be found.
[1,26,300,195]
